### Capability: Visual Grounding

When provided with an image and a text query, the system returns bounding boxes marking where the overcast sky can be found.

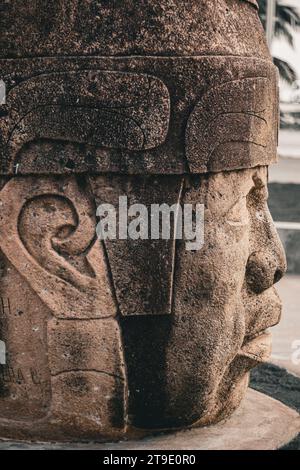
[272,0,300,82]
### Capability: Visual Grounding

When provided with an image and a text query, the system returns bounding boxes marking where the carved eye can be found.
[247,175,269,207]
[226,198,249,227]
[186,75,278,173]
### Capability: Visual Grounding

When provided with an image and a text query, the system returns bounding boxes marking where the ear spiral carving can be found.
[0,176,116,319]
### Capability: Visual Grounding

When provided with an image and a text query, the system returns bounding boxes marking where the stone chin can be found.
[198,286,284,429]
[196,288,283,429]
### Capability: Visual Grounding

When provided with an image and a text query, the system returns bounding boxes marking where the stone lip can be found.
[0,389,299,450]
[1,0,267,58]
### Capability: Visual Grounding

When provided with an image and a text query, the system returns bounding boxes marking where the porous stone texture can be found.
[0,57,278,175]
[0,0,287,442]
[1,1,263,59]
[1,389,299,450]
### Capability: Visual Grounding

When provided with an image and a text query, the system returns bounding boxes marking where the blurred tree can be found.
[258,0,300,83]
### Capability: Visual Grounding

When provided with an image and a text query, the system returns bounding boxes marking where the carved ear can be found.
[0,177,116,319]
[186,76,278,173]
[2,71,170,172]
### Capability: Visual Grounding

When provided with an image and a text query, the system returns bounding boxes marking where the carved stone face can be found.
[0,0,286,441]
[119,166,286,429]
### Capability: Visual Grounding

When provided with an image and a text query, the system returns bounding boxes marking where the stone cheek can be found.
[89,174,184,317]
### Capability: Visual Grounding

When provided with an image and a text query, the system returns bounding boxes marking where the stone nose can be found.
[245,190,288,295]
[245,244,287,294]
[246,222,287,294]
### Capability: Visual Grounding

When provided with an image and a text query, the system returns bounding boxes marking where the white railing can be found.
[266,0,276,48]
[275,221,300,230]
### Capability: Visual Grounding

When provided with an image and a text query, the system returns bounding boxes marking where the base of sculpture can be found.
[0,376,248,443]
[0,389,299,450]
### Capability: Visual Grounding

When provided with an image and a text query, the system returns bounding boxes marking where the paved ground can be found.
[250,364,300,450]
[271,275,300,377]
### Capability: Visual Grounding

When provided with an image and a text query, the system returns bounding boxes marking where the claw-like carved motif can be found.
[0,176,116,319]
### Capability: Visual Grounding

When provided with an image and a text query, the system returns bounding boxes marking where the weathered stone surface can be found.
[0,255,51,421]
[121,167,286,429]
[0,167,287,440]
[48,318,126,434]
[186,75,278,173]
[4,71,170,169]
[243,0,258,7]
[50,371,125,437]
[48,318,125,375]
[1,1,266,59]
[0,176,116,319]
[89,175,183,316]
[1,389,299,450]
[0,176,127,440]
[0,0,287,443]
[0,57,278,175]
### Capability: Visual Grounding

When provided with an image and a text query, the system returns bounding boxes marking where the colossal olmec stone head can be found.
[0,0,286,441]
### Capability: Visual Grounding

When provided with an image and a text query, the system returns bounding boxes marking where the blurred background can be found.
[249,4,300,449]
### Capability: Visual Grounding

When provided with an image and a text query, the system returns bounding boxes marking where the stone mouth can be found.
[243,288,282,343]
[244,328,271,343]
[239,330,272,363]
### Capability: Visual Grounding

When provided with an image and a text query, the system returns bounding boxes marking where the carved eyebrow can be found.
[246,173,269,203]
[252,171,268,189]
[224,197,250,227]
[254,184,269,200]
